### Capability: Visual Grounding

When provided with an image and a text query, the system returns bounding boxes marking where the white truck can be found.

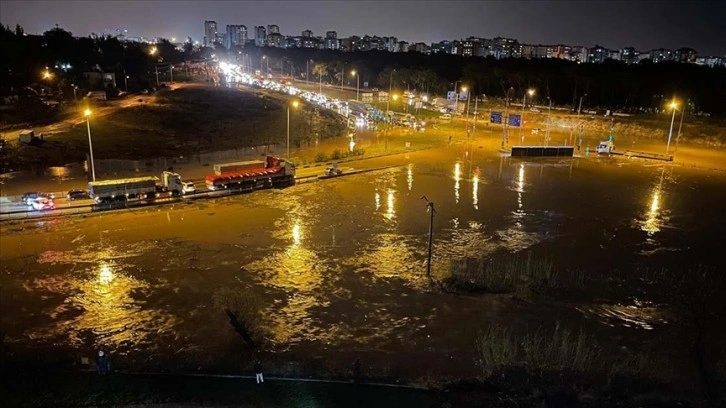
[596,140,615,154]
[89,176,158,203]
[89,171,189,203]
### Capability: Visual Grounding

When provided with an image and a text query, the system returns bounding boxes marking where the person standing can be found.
[254,360,264,384]
[96,351,110,375]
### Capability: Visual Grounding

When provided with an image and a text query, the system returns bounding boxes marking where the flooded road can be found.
[1,145,725,384]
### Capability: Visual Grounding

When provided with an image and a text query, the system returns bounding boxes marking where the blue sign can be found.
[459,91,469,101]
[490,111,502,124]
[447,91,457,101]
[508,114,522,127]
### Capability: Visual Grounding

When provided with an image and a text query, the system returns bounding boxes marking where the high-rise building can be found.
[255,26,267,47]
[204,20,218,47]
[588,45,608,63]
[324,31,338,50]
[621,47,639,64]
[267,24,280,34]
[225,25,247,48]
[267,32,283,47]
[302,29,313,38]
[673,47,698,63]
[649,48,673,63]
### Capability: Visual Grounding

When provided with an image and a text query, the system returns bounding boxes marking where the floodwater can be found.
[1,146,725,384]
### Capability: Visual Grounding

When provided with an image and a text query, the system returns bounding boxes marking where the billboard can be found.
[447,91,457,101]
[458,91,469,101]
[508,114,522,127]
[490,111,502,124]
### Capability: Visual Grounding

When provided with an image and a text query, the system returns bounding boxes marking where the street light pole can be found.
[155,65,159,87]
[666,100,678,156]
[287,101,299,158]
[84,109,96,182]
[545,97,552,146]
[674,100,686,154]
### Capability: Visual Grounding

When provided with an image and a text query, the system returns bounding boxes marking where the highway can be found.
[0,161,370,219]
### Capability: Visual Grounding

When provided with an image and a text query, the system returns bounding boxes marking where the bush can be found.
[330,149,342,160]
[477,323,599,377]
[314,152,328,163]
[444,252,558,293]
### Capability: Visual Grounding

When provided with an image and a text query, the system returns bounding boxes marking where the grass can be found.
[443,252,586,294]
[476,323,666,390]
[478,323,598,377]
[7,85,347,170]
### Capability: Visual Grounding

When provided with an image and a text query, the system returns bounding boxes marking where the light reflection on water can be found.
[407,163,414,191]
[454,162,461,204]
[641,167,668,236]
[472,173,479,210]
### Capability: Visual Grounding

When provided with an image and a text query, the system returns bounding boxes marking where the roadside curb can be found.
[92,370,430,390]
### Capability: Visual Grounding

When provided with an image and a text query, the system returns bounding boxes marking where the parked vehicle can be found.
[439,113,452,120]
[89,177,158,203]
[182,182,197,195]
[596,140,615,154]
[31,196,55,211]
[22,192,52,205]
[205,156,295,191]
[159,171,185,196]
[324,165,343,177]
[67,189,90,201]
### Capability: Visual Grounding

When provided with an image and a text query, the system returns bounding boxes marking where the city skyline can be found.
[1,0,725,55]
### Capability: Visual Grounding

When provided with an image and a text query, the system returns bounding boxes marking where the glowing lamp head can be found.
[351,70,357,76]
[461,86,468,92]
[528,89,535,96]
[392,94,399,101]
[84,109,92,117]
[149,46,157,55]
[670,101,677,110]
[292,100,299,108]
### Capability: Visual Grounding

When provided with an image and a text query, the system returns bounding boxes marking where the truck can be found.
[19,130,43,144]
[88,171,188,203]
[89,176,158,203]
[205,156,295,191]
[596,140,615,154]
[213,160,266,176]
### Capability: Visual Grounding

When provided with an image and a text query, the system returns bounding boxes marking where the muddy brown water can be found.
[1,146,725,387]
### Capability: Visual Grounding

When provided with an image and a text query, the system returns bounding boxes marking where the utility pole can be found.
[674,100,686,155]
[472,95,478,133]
[421,196,435,282]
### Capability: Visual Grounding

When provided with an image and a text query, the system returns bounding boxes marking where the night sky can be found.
[2,0,725,55]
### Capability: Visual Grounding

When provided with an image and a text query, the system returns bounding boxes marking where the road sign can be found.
[490,111,502,124]
[447,91,457,101]
[508,113,521,127]
[459,91,469,101]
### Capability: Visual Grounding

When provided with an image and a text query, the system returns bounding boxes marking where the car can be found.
[324,166,343,177]
[31,197,55,211]
[530,107,541,112]
[182,182,197,195]
[439,113,452,120]
[21,192,53,206]
[67,189,90,200]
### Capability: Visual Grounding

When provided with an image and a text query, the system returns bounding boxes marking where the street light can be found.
[84,109,96,181]
[351,70,359,101]
[149,46,158,56]
[462,86,470,131]
[666,100,678,156]
[287,100,300,158]
[519,88,535,141]
[42,69,52,80]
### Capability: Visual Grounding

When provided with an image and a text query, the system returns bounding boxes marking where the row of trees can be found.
[2,24,726,116]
